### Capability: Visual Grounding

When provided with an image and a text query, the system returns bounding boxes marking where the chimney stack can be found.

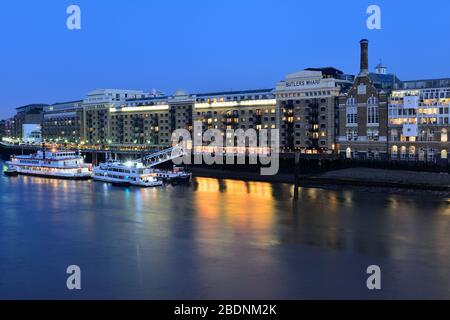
[360,39,369,75]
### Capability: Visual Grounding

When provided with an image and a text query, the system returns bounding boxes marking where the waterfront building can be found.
[338,40,389,160]
[388,78,450,165]
[6,119,15,138]
[0,118,15,140]
[192,89,277,153]
[275,68,353,154]
[82,89,146,145]
[193,89,277,130]
[13,104,47,142]
[42,100,84,144]
[110,93,172,146]
[168,90,194,132]
[114,88,277,149]
[124,89,194,138]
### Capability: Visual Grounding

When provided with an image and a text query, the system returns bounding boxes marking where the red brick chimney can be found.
[360,39,369,75]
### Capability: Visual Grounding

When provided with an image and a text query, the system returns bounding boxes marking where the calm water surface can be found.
[1,161,450,299]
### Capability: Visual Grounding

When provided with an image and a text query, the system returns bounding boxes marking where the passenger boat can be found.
[93,160,163,188]
[6,149,92,180]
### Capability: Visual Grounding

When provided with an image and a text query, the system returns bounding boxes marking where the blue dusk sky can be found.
[0,0,449,118]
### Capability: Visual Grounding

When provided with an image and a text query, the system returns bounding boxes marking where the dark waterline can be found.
[1,161,450,299]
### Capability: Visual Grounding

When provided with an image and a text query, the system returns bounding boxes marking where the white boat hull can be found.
[7,165,92,180]
[93,175,131,186]
[155,172,192,183]
[131,180,163,188]
[93,173,163,188]
[6,150,92,180]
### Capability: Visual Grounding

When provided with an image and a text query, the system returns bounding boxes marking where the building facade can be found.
[338,40,389,160]
[388,79,450,165]
[110,94,172,146]
[42,100,83,143]
[192,89,277,153]
[169,90,194,133]
[13,104,47,141]
[0,119,15,139]
[82,89,146,145]
[276,68,353,154]
[0,120,6,139]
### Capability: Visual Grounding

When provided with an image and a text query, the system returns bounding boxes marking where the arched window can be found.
[391,145,398,158]
[367,105,379,124]
[367,96,378,105]
[346,147,352,159]
[442,129,448,143]
[419,148,426,161]
[346,97,356,106]
[367,96,379,124]
[409,146,416,161]
[346,107,357,125]
[401,146,407,160]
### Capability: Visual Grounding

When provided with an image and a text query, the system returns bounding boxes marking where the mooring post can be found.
[294,153,300,201]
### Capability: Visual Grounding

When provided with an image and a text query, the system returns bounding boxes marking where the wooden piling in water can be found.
[294,153,300,201]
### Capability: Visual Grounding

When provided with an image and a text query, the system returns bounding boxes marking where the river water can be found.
[1,161,450,299]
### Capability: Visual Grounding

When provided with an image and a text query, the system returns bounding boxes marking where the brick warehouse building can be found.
[275,68,353,154]
[338,39,389,160]
[42,100,84,144]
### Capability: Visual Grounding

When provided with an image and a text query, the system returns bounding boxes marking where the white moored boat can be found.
[93,146,190,187]
[151,166,192,184]
[6,149,92,180]
[93,161,163,188]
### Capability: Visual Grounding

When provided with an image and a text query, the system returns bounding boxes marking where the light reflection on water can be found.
[1,168,450,299]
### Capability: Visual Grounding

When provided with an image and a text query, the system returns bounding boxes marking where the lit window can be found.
[391,146,398,160]
[442,129,448,142]
[346,148,352,159]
